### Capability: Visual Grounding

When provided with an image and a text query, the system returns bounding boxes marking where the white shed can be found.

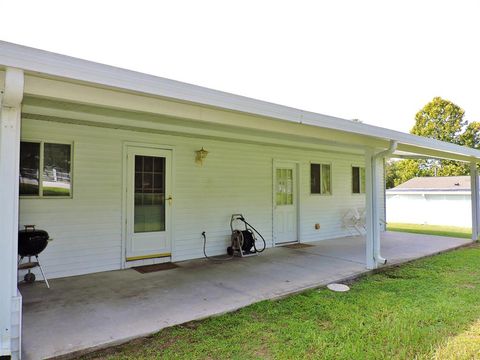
[386,176,472,227]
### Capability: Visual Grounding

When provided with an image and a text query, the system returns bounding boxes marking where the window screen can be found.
[310,164,321,194]
[321,164,331,195]
[43,143,72,196]
[311,163,331,195]
[352,166,365,194]
[20,141,72,197]
[19,142,40,196]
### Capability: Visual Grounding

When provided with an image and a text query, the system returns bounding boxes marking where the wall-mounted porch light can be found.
[195,147,209,166]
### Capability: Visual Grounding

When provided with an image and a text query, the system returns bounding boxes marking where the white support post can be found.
[470,162,479,241]
[0,68,24,359]
[365,148,376,269]
[365,148,385,270]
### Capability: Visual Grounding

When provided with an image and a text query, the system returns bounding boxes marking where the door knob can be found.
[167,195,173,205]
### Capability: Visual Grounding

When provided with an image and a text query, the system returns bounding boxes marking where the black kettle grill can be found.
[18,225,51,288]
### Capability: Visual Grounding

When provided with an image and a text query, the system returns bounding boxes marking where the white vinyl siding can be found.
[19,118,366,279]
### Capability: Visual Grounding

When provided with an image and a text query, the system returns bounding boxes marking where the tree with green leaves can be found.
[385,97,480,188]
[411,97,466,143]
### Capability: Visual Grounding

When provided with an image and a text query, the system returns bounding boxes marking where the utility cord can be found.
[202,231,234,261]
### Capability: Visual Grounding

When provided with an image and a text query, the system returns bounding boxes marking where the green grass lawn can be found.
[42,186,71,196]
[81,243,480,360]
[387,223,472,239]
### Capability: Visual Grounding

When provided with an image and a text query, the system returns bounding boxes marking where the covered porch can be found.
[20,231,471,360]
[2,44,480,360]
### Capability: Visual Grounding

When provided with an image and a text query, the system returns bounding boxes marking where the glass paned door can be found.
[274,162,298,244]
[276,168,293,205]
[134,155,165,233]
[126,147,172,261]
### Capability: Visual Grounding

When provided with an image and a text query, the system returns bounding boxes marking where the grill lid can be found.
[18,225,50,257]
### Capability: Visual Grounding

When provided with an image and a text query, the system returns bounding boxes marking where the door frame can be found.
[272,159,300,246]
[121,142,175,269]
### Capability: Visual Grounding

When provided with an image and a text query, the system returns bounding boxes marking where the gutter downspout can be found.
[372,140,398,265]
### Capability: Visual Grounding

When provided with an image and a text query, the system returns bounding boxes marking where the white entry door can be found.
[126,147,172,261]
[274,162,298,244]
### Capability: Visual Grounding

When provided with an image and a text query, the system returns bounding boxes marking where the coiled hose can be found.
[202,216,267,260]
[237,216,266,253]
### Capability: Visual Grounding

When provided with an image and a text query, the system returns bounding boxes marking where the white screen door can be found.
[274,162,298,244]
[126,147,172,261]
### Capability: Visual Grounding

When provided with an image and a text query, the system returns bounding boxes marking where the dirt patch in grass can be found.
[179,321,200,330]
[432,319,480,360]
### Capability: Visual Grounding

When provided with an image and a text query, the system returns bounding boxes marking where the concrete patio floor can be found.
[19,231,471,360]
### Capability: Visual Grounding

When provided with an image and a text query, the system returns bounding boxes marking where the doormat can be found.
[133,263,179,274]
[284,243,314,249]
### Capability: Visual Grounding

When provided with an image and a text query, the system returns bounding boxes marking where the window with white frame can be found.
[310,163,331,195]
[352,166,366,194]
[19,141,72,197]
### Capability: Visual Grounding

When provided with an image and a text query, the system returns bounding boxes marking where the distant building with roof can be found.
[386,176,472,227]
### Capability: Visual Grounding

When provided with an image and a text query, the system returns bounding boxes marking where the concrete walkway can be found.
[19,231,471,359]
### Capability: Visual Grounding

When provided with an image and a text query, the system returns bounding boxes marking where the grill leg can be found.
[28,256,32,276]
[35,255,50,289]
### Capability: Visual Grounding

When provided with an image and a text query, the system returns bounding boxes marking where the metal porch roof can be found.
[1,41,480,162]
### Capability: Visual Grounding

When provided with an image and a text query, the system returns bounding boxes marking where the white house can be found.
[1,41,480,359]
[386,176,472,227]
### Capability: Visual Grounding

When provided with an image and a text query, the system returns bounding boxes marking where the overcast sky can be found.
[2,0,479,133]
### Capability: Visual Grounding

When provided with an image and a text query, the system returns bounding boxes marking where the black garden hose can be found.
[237,216,266,253]
[202,216,267,260]
[202,231,234,261]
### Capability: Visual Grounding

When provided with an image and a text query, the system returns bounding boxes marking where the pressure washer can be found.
[202,214,266,260]
[227,214,266,257]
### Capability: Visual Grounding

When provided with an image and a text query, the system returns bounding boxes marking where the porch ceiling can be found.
[21,94,479,163]
[21,96,367,156]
